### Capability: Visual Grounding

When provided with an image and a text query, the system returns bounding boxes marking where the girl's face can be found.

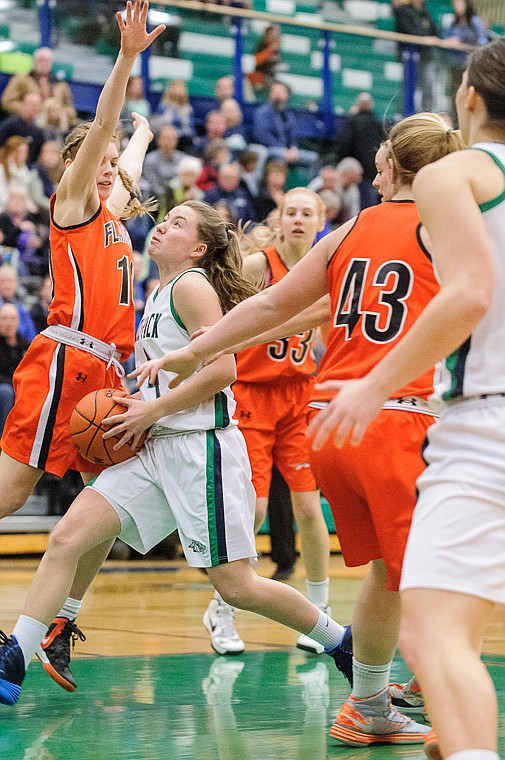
[373,144,395,201]
[95,143,119,201]
[280,192,323,248]
[148,205,203,263]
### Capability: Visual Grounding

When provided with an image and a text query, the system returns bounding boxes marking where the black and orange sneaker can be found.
[36,617,86,692]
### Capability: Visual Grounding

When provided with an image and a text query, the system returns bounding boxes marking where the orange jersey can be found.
[48,197,135,360]
[236,245,316,383]
[313,200,439,403]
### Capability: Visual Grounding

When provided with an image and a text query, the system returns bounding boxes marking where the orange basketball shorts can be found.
[1,334,124,477]
[309,407,436,591]
[233,377,317,498]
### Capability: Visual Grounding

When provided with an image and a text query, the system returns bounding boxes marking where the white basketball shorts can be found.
[89,425,257,567]
[401,396,505,603]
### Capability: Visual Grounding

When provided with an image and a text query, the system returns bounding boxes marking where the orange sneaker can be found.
[329,688,430,747]
[36,617,86,692]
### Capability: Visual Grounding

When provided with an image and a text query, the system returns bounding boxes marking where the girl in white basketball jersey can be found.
[0,201,350,707]
[305,37,505,760]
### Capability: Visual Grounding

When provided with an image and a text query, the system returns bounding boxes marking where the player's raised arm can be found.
[55,1,164,223]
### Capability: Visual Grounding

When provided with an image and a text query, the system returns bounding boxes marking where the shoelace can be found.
[65,620,87,649]
[215,605,240,640]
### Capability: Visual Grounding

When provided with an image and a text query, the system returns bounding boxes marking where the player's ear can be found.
[192,242,207,259]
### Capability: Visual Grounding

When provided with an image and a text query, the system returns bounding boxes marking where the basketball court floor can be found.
[1,554,505,760]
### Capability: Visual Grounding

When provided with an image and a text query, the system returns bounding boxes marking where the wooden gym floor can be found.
[1,552,505,759]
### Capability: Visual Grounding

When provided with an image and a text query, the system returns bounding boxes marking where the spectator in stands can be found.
[29,273,52,334]
[308,160,362,222]
[141,125,184,201]
[337,92,386,208]
[442,0,490,124]
[0,189,49,276]
[0,264,36,342]
[0,92,45,164]
[0,136,48,215]
[247,24,282,96]
[1,46,76,126]
[0,302,29,436]
[157,155,203,220]
[37,96,70,145]
[308,163,339,194]
[336,157,363,221]
[255,158,287,221]
[251,81,319,180]
[315,189,342,241]
[195,109,228,158]
[196,139,231,191]
[204,161,256,223]
[151,80,194,151]
[213,199,237,226]
[392,0,440,111]
[120,76,151,140]
[215,76,235,107]
[32,140,65,199]
[221,98,248,158]
[238,149,260,199]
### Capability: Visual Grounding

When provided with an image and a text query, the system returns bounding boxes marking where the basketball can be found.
[70,388,147,466]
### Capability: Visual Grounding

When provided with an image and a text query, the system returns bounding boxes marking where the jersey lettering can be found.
[334,258,414,344]
[104,220,132,248]
[137,312,162,340]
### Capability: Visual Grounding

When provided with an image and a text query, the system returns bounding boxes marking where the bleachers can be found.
[0,0,501,126]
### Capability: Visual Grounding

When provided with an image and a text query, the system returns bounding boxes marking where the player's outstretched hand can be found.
[307,378,386,451]
[102,396,157,449]
[131,111,154,143]
[130,346,200,388]
[117,0,166,59]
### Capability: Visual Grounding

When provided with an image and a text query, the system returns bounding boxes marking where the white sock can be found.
[306,608,345,650]
[57,597,81,620]
[352,658,391,699]
[306,578,329,609]
[12,615,48,669]
[448,752,499,760]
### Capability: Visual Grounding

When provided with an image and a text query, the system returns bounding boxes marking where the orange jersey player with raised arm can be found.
[0,0,165,695]
[0,1,164,483]
[3,201,135,476]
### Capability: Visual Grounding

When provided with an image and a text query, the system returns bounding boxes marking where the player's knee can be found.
[47,520,86,559]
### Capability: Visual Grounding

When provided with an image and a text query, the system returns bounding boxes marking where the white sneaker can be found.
[203,598,245,655]
[202,658,245,705]
[296,604,331,655]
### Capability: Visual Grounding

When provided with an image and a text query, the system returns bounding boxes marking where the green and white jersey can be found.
[135,267,237,435]
[432,142,505,404]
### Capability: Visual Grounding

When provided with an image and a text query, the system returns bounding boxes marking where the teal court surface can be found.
[1,557,505,760]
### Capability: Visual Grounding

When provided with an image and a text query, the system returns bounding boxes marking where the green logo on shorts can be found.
[189,539,206,553]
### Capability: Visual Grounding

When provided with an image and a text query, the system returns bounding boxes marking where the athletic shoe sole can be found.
[296,637,324,655]
[36,648,76,692]
[329,723,429,747]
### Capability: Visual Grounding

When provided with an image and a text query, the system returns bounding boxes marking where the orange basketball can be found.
[70,388,147,466]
